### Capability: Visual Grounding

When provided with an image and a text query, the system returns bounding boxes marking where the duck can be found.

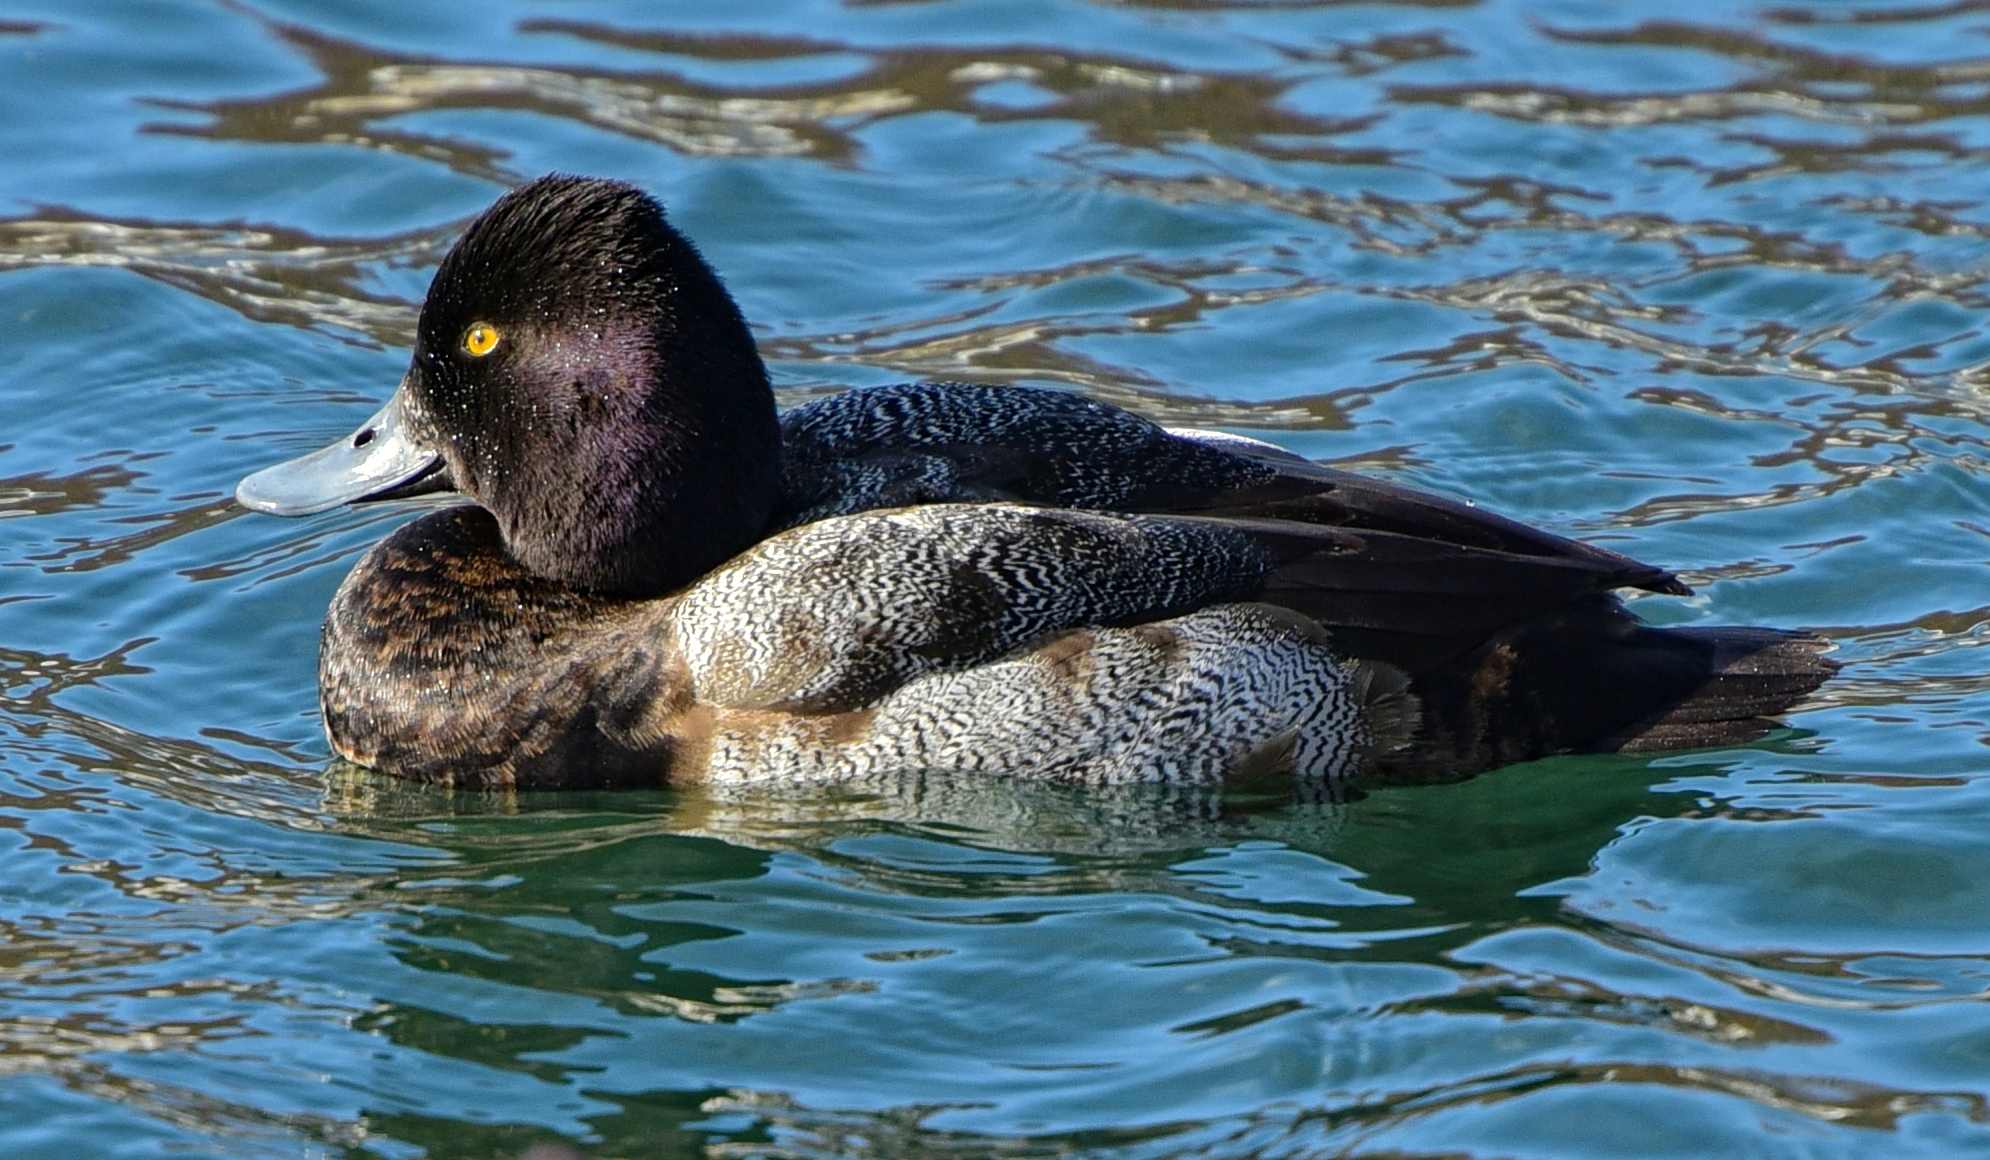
[236,175,1837,792]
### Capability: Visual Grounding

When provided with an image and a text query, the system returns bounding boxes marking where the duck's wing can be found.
[776,381,1685,600]
[1195,515,1676,673]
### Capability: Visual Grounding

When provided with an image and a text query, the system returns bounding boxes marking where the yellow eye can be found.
[462,322,501,357]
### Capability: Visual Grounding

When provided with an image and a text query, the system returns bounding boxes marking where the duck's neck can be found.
[484,374,779,598]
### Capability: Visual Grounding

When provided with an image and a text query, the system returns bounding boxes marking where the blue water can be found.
[5,0,1990,1156]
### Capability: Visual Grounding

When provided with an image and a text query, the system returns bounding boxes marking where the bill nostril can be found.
[353,427,377,448]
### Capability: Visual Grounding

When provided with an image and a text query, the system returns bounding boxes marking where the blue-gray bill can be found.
[234,384,449,516]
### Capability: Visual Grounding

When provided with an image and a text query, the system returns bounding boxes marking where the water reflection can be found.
[0,642,1973,1154]
[10,5,1990,485]
[311,762,1695,1014]
[0,212,448,347]
[0,649,421,1152]
[156,15,1381,178]
[0,463,144,520]
[347,1061,1988,1160]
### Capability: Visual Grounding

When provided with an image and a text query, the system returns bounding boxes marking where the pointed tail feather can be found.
[1599,628,1838,751]
[1372,598,1838,781]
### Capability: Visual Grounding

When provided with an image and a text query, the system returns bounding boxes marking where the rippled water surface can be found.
[6,0,1990,1155]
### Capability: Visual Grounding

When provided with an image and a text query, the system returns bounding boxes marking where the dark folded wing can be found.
[776,382,1686,609]
[1159,514,1674,672]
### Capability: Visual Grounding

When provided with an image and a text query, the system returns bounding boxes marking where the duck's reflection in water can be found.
[327,759,1356,861]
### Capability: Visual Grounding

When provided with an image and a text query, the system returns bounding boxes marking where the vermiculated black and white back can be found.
[776,381,1282,525]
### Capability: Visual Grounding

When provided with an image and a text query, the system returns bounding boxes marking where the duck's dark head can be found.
[238,175,780,597]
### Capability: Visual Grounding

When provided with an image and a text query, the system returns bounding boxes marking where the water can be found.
[3,0,1989,1155]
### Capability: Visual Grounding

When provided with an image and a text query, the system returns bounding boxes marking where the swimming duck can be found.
[237,175,1836,791]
